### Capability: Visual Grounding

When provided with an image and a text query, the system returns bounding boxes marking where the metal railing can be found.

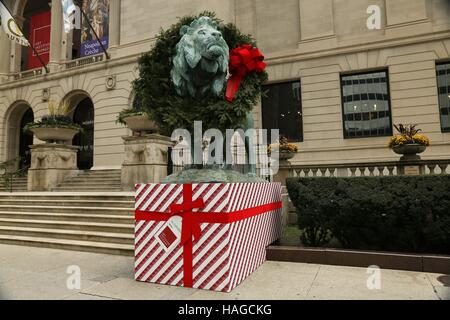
[0,158,29,193]
[2,166,29,193]
[288,159,450,178]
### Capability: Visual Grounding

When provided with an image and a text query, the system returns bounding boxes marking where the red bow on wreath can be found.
[225,44,266,102]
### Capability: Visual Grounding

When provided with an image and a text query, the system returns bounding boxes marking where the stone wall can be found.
[0,0,449,169]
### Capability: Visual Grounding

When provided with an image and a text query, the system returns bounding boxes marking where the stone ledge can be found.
[267,246,450,274]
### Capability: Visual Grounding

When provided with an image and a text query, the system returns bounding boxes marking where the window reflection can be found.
[436,62,450,132]
[341,71,392,138]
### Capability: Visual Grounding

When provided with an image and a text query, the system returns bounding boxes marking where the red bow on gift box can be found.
[226,44,266,102]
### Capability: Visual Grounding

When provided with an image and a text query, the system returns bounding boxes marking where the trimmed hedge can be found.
[286,176,450,254]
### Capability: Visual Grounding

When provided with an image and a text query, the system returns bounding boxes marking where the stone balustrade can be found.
[64,54,105,70]
[287,159,450,178]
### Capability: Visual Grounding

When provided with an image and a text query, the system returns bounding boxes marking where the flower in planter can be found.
[116,109,149,125]
[24,100,82,133]
[388,124,430,149]
[268,136,299,155]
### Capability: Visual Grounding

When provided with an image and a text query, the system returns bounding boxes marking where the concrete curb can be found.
[267,246,450,274]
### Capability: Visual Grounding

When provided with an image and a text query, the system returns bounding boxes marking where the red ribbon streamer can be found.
[135,184,282,288]
[225,44,266,102]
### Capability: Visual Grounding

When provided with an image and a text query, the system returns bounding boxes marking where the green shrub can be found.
[286,175,450,254]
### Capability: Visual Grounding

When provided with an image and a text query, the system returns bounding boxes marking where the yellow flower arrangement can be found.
[388,124,431,149]
[412,134,430,146]
[268,137,299,155]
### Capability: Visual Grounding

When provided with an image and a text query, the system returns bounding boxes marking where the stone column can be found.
[28,144,79,191]
[109,0,121,54]
[0,32,11,82]
[49,0,63,71]
[121,134,173,191]
[10,15,24,73]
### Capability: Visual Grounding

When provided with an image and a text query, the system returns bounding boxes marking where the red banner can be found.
[27,11,51,70]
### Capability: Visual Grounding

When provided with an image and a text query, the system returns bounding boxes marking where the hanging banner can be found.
[62,0,77,33]
[80,0,109,57]
[27,11,51,70]
[0,1,30,46]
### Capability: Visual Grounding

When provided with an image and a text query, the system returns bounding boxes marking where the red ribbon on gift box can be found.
[225,44,266,102]
[135,184,282,288]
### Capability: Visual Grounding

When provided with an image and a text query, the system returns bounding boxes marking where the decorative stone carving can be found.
[105,75,117,90]
[42,88,50,102]
[121,134,174,191]
[28,144,79,191]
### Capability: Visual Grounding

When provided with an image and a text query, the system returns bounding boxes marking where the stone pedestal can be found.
[274,161,292,185]
[28,144,79,191]
[121,134,173,191]
[398,163,425,176]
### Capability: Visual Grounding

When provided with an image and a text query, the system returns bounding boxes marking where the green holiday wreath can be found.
[132,11,268,136]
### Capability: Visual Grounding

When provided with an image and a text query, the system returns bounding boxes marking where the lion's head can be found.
[171,16,230,98]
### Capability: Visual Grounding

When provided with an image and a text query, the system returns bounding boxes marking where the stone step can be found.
[63,178,122,183]
[0,205,133,215]
[55,188,124,192]
[0,187,28,192]
[0,181,27,184]
[57,182,122,187]
[0,211,134,224]
[0,218,133,234]
[0,199,134,208]
[53,185,122,192]
[0,195,134,202]
[0,235,134,256]
[76,173,121,177]
[0,226,134,245]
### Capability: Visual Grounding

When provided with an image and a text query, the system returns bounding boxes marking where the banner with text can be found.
[27,11,51,70]
[81,0,109,57]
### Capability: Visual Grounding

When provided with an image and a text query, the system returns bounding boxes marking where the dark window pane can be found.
[262,81,303,142]
[133,96,143,112]
[341,70,392,138]
[436,62,450,132]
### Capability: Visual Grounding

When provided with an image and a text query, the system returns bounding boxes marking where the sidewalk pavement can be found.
[0,244,448,300]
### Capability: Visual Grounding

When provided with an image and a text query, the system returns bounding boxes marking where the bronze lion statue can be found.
[171,16,230,98]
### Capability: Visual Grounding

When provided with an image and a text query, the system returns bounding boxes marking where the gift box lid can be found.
[135,183,282,214]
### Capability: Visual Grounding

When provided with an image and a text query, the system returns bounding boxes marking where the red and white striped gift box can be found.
[134,182,282,292]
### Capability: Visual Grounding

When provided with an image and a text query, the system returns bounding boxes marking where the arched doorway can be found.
[4,102,34,170]
[19,108,34,168]
[72,98,94,170]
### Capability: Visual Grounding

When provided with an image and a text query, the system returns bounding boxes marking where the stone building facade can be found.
[0,0,449,172]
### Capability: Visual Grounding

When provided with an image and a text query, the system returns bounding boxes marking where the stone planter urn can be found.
[31,127,80,143]
[123,115,159,133]
[393,143,427,161]
[279,151,296,161]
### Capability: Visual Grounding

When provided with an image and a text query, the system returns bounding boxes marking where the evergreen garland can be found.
[132,11,268,136]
